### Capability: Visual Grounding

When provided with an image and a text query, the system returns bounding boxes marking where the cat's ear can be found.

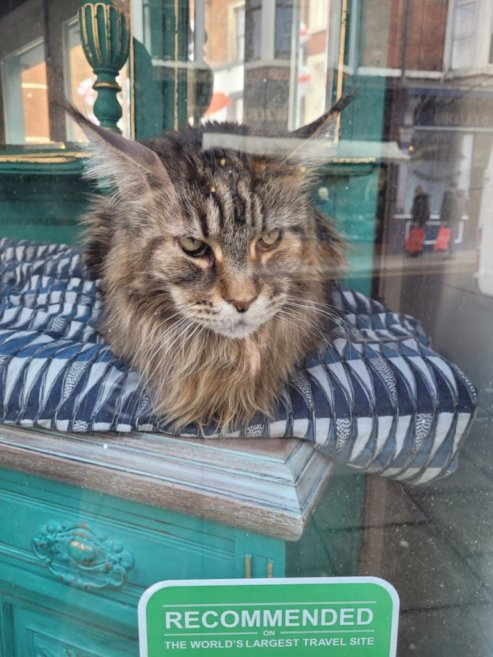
[65,104,172,192]
[286,93,354,167]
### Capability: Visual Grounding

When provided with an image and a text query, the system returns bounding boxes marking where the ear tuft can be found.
[290,93,354,141]
[280,92,354,168]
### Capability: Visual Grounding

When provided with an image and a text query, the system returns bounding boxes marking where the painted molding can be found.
[0,425,334,541]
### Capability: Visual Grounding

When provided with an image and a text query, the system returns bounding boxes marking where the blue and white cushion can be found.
[0,238,477,484]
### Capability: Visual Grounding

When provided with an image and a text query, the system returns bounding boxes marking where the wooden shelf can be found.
[0,425,334,541]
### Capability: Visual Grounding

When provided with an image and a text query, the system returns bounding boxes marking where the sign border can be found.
[138,577,399,657]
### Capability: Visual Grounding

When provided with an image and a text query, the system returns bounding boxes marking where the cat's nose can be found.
[226,296,257,313]
[221,272,261,313]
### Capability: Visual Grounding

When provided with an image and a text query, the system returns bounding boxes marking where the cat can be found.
[67,102,346,432]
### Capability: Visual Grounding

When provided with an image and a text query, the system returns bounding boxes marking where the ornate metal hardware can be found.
[244,554,275,578]
[33,521,134,590]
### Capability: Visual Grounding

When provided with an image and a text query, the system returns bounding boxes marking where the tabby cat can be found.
[68,104,345,431]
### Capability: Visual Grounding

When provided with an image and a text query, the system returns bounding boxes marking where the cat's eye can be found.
[178,237,210,257]
[258,230,282,251]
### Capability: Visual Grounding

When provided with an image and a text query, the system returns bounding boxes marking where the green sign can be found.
[138,577,399,657]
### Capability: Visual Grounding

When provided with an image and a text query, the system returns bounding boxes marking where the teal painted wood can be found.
[13,604,133,657]
[0,175,85,244]
[315,166,382,296]
[79,0,130,132]
[325,75,389,295]
[0,149,89,244]
[0,600,9,657]
[134,0,190,137]
[176,0,189,128]
[0,467,285,654]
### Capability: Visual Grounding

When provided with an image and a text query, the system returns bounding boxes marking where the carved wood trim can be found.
[0,425,334,541]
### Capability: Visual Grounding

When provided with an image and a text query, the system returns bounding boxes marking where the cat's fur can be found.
[69,106,345,431]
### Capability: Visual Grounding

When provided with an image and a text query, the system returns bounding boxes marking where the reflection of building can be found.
[353,0,493,305]
[202,0,245,123]
[0,0,130,144]
[0,0,95,144]
[203,0,298,129]
[202,0,345,130]
[329,0,493,265]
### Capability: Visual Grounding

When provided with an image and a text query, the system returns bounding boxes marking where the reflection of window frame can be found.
[445,0,493,71]
[450,0,477,69]
[274,1,293,59]
[228,2,246,63]
[226,91,244,122]
[1,37,48,144]
[308,0,329,33]
[63,17,80,91]
[303,53,328,123]
[245,1,263,62]
[63,16,83,141]
[325,0,359,75]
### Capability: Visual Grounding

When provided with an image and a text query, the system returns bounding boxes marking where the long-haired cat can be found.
[68,102,346,432]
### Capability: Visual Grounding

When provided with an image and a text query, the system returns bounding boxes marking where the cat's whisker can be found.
[172,325,208,378]
[146,321,195,377]
[157,322,206,388]
[174,322,204,359]
[283,298,349,327]
[155,320,202,370]
[281,298,359,343]
[275,309,329,346]
[136,317,196,392]
[285,296,353,323]
[283,297,338,317]
[140,318,192,371]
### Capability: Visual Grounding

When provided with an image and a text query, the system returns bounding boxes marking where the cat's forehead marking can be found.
[205,185,228,235]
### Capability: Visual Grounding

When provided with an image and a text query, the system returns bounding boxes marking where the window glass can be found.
[2,39,50,144]
[64,18,96,141]
[0,2,492,657]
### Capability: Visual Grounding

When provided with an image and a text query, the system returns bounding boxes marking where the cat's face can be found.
[148,153,316,339]
[71,103,344,343]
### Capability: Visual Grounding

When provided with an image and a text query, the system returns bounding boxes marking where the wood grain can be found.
[0,425,334,540]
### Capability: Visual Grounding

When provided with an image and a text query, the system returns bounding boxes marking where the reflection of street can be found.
[347,249,478,284]
[401,215,466,249]
[385,213,469,257]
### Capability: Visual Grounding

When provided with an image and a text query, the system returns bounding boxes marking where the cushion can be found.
[0,238,477,484]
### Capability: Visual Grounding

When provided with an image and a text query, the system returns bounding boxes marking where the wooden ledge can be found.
[0,425,334,541]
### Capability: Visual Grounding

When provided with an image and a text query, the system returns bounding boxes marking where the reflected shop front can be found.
[0,1,492,656]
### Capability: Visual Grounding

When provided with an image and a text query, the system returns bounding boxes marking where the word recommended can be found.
[164,605,374,631]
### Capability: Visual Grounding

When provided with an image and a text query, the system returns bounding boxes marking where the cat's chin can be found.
[210,320,260,340]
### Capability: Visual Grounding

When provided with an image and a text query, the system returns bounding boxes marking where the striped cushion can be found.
[0,238,477,484]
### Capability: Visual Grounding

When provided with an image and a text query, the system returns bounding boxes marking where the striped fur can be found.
[75,112,345,431]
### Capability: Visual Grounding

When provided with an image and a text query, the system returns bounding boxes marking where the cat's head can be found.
[68,104,346,340]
